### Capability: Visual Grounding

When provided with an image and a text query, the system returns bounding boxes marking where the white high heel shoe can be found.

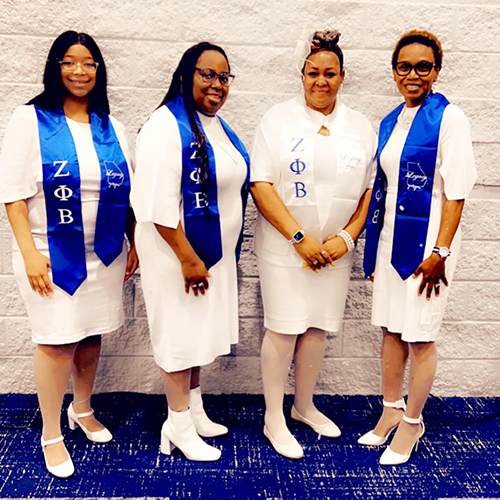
[357,398,406,446]
[41,435,74,479]
[160,408,221,461]
[291,405,341,438]
[189,386,228,438]
[263,425,304,460]
[67,402,113,443]
[379,414,425,466]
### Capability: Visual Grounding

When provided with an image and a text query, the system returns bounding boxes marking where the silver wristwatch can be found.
[432,246,451,259]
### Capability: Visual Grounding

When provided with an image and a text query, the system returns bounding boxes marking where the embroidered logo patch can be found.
[406,162,427,191]
[104,161,125,189]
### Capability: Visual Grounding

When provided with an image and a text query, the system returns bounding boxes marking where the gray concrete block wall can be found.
[0,0,499,396]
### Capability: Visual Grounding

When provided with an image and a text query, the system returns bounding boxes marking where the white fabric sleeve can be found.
[438,104,477,200]
[130,107,182,228]
[250,109,280,184]
[110,115,134,175]
[0,105,38,203]
[364,125,378,191]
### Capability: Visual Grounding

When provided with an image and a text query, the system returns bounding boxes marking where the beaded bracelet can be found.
[338,229,355,252]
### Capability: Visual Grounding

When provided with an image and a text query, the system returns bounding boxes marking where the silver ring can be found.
[192,283,199,288]
[321,251,327,256]
[314,260,320,266]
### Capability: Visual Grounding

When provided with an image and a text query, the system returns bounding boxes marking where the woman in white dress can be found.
[360,30,477,465]
[251,30,377,459]
[0,32,137,478]
[131,42,249,462]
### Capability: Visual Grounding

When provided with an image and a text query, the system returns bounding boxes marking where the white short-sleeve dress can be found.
[0,105,133,344]
[371,103,477,342]
[251,96,377,335]
[131,106,247,372]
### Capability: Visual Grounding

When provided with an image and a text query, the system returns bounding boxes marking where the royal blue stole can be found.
[363,92,449,280]
[36,106,130,295]
[166,96,250,269]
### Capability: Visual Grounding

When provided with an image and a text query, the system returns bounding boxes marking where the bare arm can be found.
[5,200,53,297]
[323,188,373,261]
[249,181,330,269]
[413,198,465,300]
[154,222,210,296]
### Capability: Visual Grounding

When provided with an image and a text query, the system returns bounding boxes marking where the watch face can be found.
[293,231,305,243]
[439,247,449,258]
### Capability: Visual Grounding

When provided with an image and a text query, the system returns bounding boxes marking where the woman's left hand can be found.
[413,253,448,300]
[322,236,349,262]
[124,246,139,282]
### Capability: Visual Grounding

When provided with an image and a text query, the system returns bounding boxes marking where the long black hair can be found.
[28,31,109,115]
[158,42,230,200]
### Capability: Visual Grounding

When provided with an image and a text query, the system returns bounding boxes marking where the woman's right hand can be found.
[23,250,53,297]
[181,256,211,297]
[293,234,331,270]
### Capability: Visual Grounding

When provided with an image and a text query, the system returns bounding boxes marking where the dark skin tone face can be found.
[393,43,440,107]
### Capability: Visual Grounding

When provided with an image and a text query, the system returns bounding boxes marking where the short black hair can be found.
[28,31,109,115]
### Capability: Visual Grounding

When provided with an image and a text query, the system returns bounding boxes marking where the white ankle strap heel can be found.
[67,402,113,443]
[379,414,425,466]
[357,398,406,446]
[41,435,74,479]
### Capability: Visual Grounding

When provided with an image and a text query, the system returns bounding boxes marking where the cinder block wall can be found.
[0,0,499,395]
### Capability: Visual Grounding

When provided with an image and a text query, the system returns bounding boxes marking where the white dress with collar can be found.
[371,103,477,342]
[251,96,377,334]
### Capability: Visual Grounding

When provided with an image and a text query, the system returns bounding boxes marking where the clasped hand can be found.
[413,253,448,300]
[295,235,348,271]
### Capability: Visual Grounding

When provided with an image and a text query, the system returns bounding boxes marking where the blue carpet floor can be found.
[0,393,499,500]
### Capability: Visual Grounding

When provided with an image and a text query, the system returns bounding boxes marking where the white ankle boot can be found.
[160,408,221,461]
[189,386,228,438]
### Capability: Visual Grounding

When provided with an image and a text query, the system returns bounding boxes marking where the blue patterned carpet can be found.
[0,393,499,499]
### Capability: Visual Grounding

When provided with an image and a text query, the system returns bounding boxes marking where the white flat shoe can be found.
[358,398,406,446]
[68,403,112,443]
[291,405,341,438]
[41,435,74,479]
[160,408,221,462]
[263,426,304,459]
[189,386,228,438]
[379,414,425,466]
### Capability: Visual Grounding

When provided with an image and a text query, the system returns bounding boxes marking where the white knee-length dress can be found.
[371,103,477,342]
[0,105,132,344]
[131,106,247,372]
[251,96,377,335]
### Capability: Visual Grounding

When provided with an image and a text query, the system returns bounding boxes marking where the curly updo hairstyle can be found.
[392,30,443,70]
[158,42,230,206]
[304,30,344,72]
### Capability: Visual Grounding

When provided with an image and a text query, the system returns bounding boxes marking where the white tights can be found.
[261,327,331,445]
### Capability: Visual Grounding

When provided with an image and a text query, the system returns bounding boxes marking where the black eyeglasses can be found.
[394,61,436,77]
[195,68,235,86]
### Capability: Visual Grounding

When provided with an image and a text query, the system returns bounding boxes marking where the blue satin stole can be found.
[36,106,130,295]
[364,92,449,280]
[166,96,250,270]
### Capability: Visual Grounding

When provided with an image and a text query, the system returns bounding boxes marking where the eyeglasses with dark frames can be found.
[195,68,235,86]
[394,61,436,77]
[59,60,99,74]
